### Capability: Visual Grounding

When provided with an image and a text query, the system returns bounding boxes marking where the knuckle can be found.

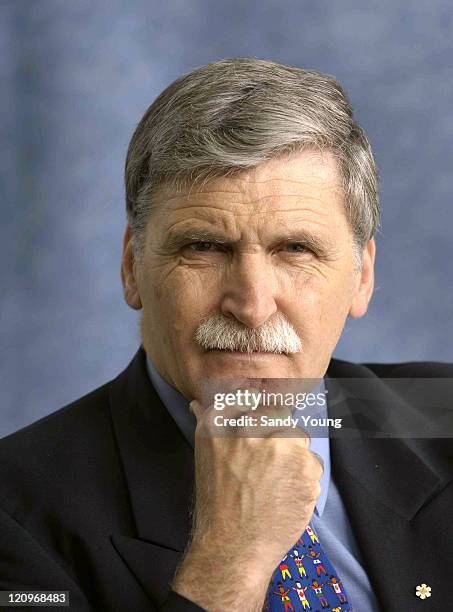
[310,452,325,477]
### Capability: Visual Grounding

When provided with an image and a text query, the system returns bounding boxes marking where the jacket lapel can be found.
[110,535,184,605]
[108,347,194,605]
[326,358,450,610]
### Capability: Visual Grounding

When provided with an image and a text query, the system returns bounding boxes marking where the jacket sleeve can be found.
[159,591,206,611]
[0,505,92,610]
[0,506,205,612]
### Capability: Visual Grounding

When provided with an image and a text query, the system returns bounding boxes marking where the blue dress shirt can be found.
[146,357,380,611]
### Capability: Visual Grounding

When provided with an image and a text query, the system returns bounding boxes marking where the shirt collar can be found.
[145,356,331,516]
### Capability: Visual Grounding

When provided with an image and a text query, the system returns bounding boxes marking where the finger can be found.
[189,399,204,422]
[311,451,325,475]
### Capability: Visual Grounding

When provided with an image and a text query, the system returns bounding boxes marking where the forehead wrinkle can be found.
[159,189,244,205]
[160,191,337,207]
[161,193,341,217]
[163,199,340,237]
[162,206,240,229]
[164,176,338,197]
[156,173,342,205]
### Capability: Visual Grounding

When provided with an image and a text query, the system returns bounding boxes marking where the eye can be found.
[187,241,218,252]
[283,243,311,254]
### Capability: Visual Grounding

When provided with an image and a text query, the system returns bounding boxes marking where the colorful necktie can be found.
[265,523,352,611]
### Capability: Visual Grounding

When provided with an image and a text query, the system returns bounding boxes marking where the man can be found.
[0,58,452,611]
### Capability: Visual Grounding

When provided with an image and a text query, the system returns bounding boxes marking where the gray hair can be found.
[125,58,380,269]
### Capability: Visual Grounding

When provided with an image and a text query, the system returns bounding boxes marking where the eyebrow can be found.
[162,226,338,256]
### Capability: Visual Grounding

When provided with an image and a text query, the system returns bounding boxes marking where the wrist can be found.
[172,544,272,611]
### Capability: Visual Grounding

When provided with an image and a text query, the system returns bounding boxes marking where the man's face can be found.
[122,150,375,401]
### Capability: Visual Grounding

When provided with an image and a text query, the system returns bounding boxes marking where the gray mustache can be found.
[194,314,302,354]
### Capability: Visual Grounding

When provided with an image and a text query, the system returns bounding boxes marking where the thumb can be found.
[189,399,204,422]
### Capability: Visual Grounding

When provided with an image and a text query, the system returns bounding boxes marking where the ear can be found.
[348,238,376,319]
[120,225,142,310]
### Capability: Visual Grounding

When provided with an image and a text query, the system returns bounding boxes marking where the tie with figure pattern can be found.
[265,523,352,611]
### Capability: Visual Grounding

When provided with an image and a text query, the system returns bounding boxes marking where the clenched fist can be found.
[172,388,324,612]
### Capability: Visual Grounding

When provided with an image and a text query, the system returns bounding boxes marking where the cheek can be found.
[285,272,353,332]
[147,266,215,335]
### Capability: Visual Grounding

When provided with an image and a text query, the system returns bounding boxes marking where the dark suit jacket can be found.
[0,347,452,611]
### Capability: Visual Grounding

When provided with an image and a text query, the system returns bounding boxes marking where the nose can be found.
[219,252,278,328]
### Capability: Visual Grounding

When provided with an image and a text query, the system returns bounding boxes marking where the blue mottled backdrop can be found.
[1,0,452,438]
